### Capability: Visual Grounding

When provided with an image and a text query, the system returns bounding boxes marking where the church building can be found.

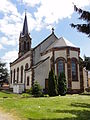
[10,13,87,94]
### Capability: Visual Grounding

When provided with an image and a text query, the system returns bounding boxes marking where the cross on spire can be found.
[52,27,54,34]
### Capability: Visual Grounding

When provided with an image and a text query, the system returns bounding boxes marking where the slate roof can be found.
[46,37,77,51]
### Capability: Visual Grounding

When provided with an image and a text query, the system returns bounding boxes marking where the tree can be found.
[71,5,90,37]
[48,68,57,96]
[79,56,90,70]
[58,72,67,96]
[0,60,8,85]
[31,81,42,97]
[83,55,90,70]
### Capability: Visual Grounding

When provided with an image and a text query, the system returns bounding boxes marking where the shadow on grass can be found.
[71,102,90,109]
[28,103,90,120]
[1,89,13,94]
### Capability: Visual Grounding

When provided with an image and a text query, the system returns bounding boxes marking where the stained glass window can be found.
[57,60,64,76]
[71,60,77,81]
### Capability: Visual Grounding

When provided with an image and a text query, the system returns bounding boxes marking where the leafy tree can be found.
[79,57,84,70]
[48,68,57,96]
[79,56,90,70]
[83,55,90,70]
[71,5,90,37]
[31,81,42,97]
[0,60,8,85]
[58,72,67,96]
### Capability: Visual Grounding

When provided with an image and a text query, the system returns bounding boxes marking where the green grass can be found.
[0,91,90,120]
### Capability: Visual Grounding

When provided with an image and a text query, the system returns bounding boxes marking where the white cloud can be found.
[0,44,4,50]
[0,1,39,48]
[18,0,41,7]
[34,0,90,27]
[0,37,16,46]
[73,0,90,8]
[0,14,22,43]
[1,50,18,71]
[19,0,90,31]
[0,0,23,48]
[0,0,18,15]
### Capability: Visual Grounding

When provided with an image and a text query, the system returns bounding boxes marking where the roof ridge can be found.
[33,33,58,50]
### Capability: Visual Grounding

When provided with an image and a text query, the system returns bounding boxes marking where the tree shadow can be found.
[28,102,90,120]
[1,90,10,94]
[71,102,90,109]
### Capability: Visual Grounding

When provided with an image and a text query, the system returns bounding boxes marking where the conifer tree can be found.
[48,68,57,96]
[71,5,90,37]
[31,81,42,97]
[58,72,67,96]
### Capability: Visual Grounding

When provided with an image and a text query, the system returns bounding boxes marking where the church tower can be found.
[18,12,32,57]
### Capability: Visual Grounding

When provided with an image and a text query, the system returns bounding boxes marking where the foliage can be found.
[79,56,90,70]
[0,61,8,85]
[31,81,42,97]
[55,75,58,94]
[25,88,31,94]
[83,55,90,70]
[21,93,31,98]
[48,68,57,96]
[58,72,67,96]
[71,5,90,37]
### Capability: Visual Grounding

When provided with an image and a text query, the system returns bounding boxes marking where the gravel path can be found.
[0,111,20,120]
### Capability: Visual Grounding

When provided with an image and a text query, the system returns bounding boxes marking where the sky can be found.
[0,0,90,70]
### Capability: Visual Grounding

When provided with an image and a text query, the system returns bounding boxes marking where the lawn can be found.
[0,91,90,120]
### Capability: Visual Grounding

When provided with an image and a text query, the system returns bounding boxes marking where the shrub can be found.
[31,81,42,97]
[58,72,67,96]
[48,68,57,96]
[25,89,31,94]
[21,93,31,98]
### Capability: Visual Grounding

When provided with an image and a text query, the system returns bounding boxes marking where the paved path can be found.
[0,111,19,120]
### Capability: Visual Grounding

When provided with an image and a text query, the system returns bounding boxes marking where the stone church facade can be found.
[10,13,87,93]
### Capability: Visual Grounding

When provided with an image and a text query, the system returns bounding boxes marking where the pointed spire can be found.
[22,11,28,35]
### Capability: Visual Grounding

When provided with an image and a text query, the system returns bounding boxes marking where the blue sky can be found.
[0,0,90,70]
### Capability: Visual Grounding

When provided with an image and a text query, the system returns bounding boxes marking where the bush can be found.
[31,81,42,97]
[58,72,67,96]
[48,68,57,96]
[21,93,31,98]
[25,89,31,94]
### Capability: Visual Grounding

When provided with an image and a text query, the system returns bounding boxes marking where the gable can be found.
[33,33,58,51]
[33,33,58,64]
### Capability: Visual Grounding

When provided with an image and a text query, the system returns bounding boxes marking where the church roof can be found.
[57,37,76,47]
[46,37,77,50]
[33,33,58,50]
[22,13,28,35]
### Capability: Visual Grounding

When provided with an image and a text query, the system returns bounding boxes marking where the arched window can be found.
[21,66,23,83]
[57,58,65,76]
[27,76,29,86]
[25,63,29,70]
[17,67,19,83]
[71,58,78,81]
[11,70,12,84]
[14,69,15,83]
